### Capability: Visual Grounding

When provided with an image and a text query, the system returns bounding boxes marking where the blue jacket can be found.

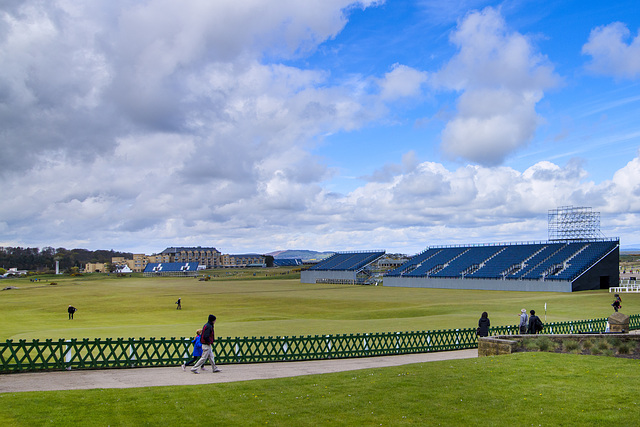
[191,336,203,357]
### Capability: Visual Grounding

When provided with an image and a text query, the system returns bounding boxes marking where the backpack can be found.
[535,317,544,332]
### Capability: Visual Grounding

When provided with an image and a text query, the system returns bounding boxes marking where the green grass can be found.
[0,272,636,341]
[1,353,639,426]
[2,273,640,426]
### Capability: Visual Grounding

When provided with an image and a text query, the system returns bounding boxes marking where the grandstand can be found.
[273,258,303,267]
[384,239,619,292]
[300,251,386,285]
[143,262,199,277]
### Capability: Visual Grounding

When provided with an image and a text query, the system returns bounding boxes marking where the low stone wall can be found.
[478,336,520,356]
[479,333,640,357]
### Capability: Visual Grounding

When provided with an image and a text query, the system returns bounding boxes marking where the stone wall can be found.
[479,333,640,357]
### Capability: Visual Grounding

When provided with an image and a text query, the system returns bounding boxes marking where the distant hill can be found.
[266,250,334,262]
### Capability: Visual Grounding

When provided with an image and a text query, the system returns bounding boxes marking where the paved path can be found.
[0,349,477,393]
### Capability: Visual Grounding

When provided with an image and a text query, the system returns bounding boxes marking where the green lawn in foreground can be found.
[1,352,639,426]
[0,273,635,340]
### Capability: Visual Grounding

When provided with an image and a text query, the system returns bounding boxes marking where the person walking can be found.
[477,311,490,337]
[527,309,543,334]
[175,298,182,310]
[68,305,77,320]
[519,309,528,334]
[182,330,206,371]
[191,314,221,374]
[612,294,622,312]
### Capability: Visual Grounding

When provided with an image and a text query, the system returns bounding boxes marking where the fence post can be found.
[282,337,288,361]
[65,339,72,370]
[129,338,136,367]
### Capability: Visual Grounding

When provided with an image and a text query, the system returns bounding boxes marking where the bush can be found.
[49,282,58,286]
[617,342,633,355]
[563,340,580,352]
[582,339,594,350]
[606,337,621,348]
[536,336,555,352]
[596,340,610,351]
[523,338,539,351]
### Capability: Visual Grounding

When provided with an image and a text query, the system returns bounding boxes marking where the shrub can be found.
[523,338,539,351]
[49,282,58,286]
[536,336,555,352]
[596,340,610,351]
[582,339,594,350]
[563,340,580,352]
[616,342,633,355]
[606,337,621,348]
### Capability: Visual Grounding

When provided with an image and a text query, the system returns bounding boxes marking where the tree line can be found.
[0,247,133,272]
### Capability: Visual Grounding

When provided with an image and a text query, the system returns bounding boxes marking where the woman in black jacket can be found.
[477,311,490,337]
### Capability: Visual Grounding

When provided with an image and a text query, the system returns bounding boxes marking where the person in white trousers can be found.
[191,314,221,373]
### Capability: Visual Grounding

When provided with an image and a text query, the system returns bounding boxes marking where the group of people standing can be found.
[476,308,544,337]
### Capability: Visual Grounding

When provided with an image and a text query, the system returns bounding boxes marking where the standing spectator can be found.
[191,314,221,374]
[68,305,77,320]
[612,294,622,312]
[182,330,206,371]
[519,309,528,334]
[175,298,182,310]
[477,311,490,337]
[527,309,543,334]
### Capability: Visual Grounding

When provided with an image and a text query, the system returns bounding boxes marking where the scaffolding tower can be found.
[548,206,603,241]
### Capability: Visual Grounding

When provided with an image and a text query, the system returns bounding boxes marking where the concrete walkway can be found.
[0,349,477,393]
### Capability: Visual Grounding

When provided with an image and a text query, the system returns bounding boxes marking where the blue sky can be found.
[1,0,639,255]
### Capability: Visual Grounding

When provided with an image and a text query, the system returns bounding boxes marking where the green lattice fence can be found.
[1,314,638,373]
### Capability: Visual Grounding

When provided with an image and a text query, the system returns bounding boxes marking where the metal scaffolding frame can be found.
[548,206,603,241]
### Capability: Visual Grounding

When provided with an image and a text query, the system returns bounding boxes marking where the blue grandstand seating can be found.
[405,247,468,277]
[386,240,618,282]
[506,244,563,279]
[309,251,385,271]
[273,258,303,267]
[432,246,504,278]
[468,244,544,278]
[546,241,618,280]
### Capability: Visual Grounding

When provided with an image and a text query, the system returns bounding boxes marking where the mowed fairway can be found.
[2,272,640,426]
[1,272,635,340]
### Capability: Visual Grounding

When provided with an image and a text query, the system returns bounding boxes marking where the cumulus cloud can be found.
[433,7,560,166]
[378,63,428,101]
[582,22,640,80]
[0,0,385,248]
[1,1,639,255]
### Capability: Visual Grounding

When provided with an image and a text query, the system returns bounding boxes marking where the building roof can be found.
[160,247,219,254]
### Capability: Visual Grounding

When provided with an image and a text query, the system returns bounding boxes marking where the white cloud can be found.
[433,7,560,165]
[378,63,428,101]
[582,22,640,80]
[1,1,639,255]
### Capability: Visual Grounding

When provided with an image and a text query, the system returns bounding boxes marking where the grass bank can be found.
[1,352,639,426]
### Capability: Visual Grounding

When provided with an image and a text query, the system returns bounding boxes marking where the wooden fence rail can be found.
[2,314,638,373]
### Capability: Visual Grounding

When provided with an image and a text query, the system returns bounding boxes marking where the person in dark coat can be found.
[527,309,543,334]
[612,294,622,312]
[190,314,221,373]
[477,311,490,337]
[68,305,77,320]
[175,298,182,310]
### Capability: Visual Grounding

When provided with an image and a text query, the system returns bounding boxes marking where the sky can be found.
[1,0,640,256]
